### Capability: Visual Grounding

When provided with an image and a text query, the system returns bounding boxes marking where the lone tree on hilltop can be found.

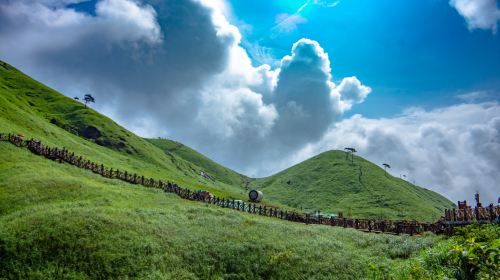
[344,147,357,164]
[382,163,391,176]
[83,94,95,108]
[74,96,79,101]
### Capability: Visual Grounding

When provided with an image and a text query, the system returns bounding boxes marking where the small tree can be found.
[74,97,79,101]
[83,94,95,108]
[344,147,357,164]
[382,163,391,175]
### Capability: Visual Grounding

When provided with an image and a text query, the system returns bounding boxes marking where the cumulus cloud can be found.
[0,0,370,178]
[450,0,500,32]
[0,0,497,205]
[284,103,500,203]
[0,0,233,131]
[269,39,343,149]
[336,76,372,111]
[190,37,366,175]
[96,0,162,43]
[197,88,278,139]
[0,0,161,53]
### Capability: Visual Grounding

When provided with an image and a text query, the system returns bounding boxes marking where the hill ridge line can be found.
[2,132,497,235]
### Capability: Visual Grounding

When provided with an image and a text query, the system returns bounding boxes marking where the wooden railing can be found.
[1,132,498,235]
[444,206,500,224]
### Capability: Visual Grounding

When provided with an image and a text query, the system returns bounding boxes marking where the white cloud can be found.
[457,90,494,102]
[450,0,500,32]
[336,76,372,111]
[285,102,500,204]
[0,0,369,178]
[197,88,278,138]
[268,38,347,148]
[96,0,162,44]
[0,0,497,206]
[0,0,161,63]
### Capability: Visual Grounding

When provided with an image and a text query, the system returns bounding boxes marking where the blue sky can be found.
[68,0,500,118]
[229,0,500,117]
[1,0,499,202]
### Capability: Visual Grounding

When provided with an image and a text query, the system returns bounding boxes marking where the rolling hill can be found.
[0,59,458,278]
[0,59,453,221]
[0,60,249,199]
[250,151,454,221]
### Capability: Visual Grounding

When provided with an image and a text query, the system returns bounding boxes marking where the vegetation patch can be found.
[371,224,500,280]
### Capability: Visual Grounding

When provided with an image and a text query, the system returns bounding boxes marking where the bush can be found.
[376,224,500,280]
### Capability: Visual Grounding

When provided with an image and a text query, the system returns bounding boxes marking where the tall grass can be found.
[374,224,500,280]
[0,144,441,279]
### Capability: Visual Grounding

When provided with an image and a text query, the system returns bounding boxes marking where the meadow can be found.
[0,143,442,279]
[2,60,490,280]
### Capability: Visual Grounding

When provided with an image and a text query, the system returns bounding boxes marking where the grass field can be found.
[0,143,444,279]
[0,60,464,278]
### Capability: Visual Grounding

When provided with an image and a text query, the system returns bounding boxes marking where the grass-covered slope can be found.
[146,138,249,188]
[0,60,247,198]
[250,150,454,221]
[0,142,442,279]
[0,59,452,222]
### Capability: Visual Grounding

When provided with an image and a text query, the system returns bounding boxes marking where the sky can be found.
[0,0,499,203]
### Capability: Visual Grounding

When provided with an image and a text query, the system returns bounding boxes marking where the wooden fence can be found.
[1,132,498,235]
[444,206,500,224]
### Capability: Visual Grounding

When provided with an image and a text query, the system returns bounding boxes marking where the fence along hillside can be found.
[1,133,499,235]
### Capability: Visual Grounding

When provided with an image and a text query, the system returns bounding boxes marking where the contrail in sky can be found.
[272,0,340,33]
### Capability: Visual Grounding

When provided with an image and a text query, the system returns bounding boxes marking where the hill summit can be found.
[250,150,454,221]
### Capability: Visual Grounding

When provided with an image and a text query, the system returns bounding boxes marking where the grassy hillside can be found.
[0,142,442,279]
[146,138,249,188]
[0,60,248,199]
[0,60,454,221]
[0,60,461,278]
[250,150,454,221]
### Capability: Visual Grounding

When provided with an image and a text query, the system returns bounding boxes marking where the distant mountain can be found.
[250,150,454,221]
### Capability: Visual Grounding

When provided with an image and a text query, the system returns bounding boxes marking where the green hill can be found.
[0,60,453,221]
[0,60,456,279]
[146,138,249,188]
[250,151,454,221]
[0,60,248,199]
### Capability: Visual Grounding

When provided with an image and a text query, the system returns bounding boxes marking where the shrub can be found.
[379,224,500,280]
